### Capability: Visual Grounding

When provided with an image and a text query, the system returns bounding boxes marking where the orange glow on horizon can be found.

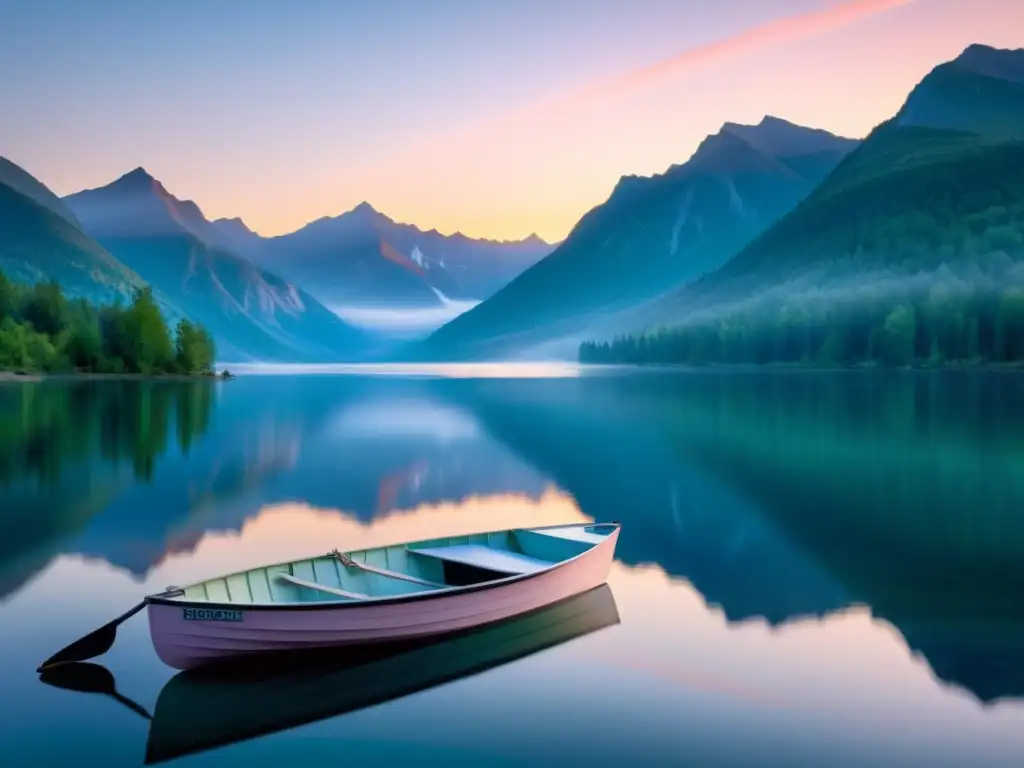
[264,0,928,243]
[37,1,1024,246]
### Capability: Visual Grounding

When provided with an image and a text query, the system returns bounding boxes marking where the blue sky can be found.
[1,0,1021,240]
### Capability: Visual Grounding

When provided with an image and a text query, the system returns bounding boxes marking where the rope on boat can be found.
[329,548,357,568]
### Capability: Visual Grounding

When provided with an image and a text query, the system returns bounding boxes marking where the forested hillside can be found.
[583,45,1024,368]
[0,269,215,375]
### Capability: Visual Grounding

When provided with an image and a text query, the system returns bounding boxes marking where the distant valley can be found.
[208,200,551,340]
[0,161,551,362]
[212,202,552,312]
[62,168,372,363]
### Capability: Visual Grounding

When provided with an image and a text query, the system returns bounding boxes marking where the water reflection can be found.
[3,370,1024,766]
[449,371,1024,706]
[0,381,215,599]
[0,380,214,487]
[107,585,613,764]
[0,377,549,595]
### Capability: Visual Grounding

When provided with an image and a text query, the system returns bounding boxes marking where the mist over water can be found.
[329,297,480,339]
[221,362,587,378]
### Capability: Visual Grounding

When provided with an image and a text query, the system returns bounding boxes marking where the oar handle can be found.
[106,601,148,628]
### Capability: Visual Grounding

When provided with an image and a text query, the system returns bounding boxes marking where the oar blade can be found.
[37,600,148,672]
[37,622,120,672]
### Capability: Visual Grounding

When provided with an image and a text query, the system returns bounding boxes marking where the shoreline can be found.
[576,361,1024,373]
[0,371,231,383]
[3,362,1022,384]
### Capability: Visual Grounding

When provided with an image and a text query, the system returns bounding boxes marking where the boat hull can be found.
[147,527,618,670]
[144,585,620,764]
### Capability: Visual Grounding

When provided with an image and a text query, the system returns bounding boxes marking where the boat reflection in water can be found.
[40,584,620,765]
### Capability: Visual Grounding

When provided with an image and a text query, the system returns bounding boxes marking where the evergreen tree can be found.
[174,318,216,374]
[0,268,216,376]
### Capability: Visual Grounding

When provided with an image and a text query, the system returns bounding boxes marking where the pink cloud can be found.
[573,0,920,105]
[339,0,922,239]
[361,0,920,165]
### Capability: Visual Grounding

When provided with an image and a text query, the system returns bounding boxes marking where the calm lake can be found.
[2,366,1024,767]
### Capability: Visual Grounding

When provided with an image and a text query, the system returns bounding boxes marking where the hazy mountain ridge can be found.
[64,169,372,362]
[0,160,152,305]
[0,155,547,356]
[0,157,83,229]
[412,116,859,361]
[209,216,263,255]
[896,44,1024,136]
[228,202,554,311]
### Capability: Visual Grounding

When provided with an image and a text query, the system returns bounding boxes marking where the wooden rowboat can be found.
[144,521,620,670]
[147,584,619,763]
[39,585,620,764]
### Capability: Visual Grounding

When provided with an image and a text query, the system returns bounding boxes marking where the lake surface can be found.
[2,366,1024,767]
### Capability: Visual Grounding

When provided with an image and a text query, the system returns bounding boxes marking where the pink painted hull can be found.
[147,528,618,670]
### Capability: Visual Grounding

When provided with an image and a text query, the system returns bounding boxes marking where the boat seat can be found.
[527,525,609,545]
[277,573,369,600]
[409,544,554,575]
[331,551,447,589]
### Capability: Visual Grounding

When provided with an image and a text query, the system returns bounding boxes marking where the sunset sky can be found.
[2,0,1022,242]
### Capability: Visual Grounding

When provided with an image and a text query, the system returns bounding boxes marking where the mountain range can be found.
[4,42,1022,365]
[613,43,1024,337]
[413,116,859,360]
[61,168,372,362]
[211,203,553,310]
[412,42,1024,363]
[0,158,553,360]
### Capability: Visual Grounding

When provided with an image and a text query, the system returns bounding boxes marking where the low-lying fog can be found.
[329,298,480,339]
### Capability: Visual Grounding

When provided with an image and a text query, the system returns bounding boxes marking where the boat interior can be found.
[173,523,618,606]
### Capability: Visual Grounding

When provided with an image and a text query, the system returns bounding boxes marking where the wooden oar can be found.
[37,588,184,672]
[329,549,446,588]
[39,662,152,721]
